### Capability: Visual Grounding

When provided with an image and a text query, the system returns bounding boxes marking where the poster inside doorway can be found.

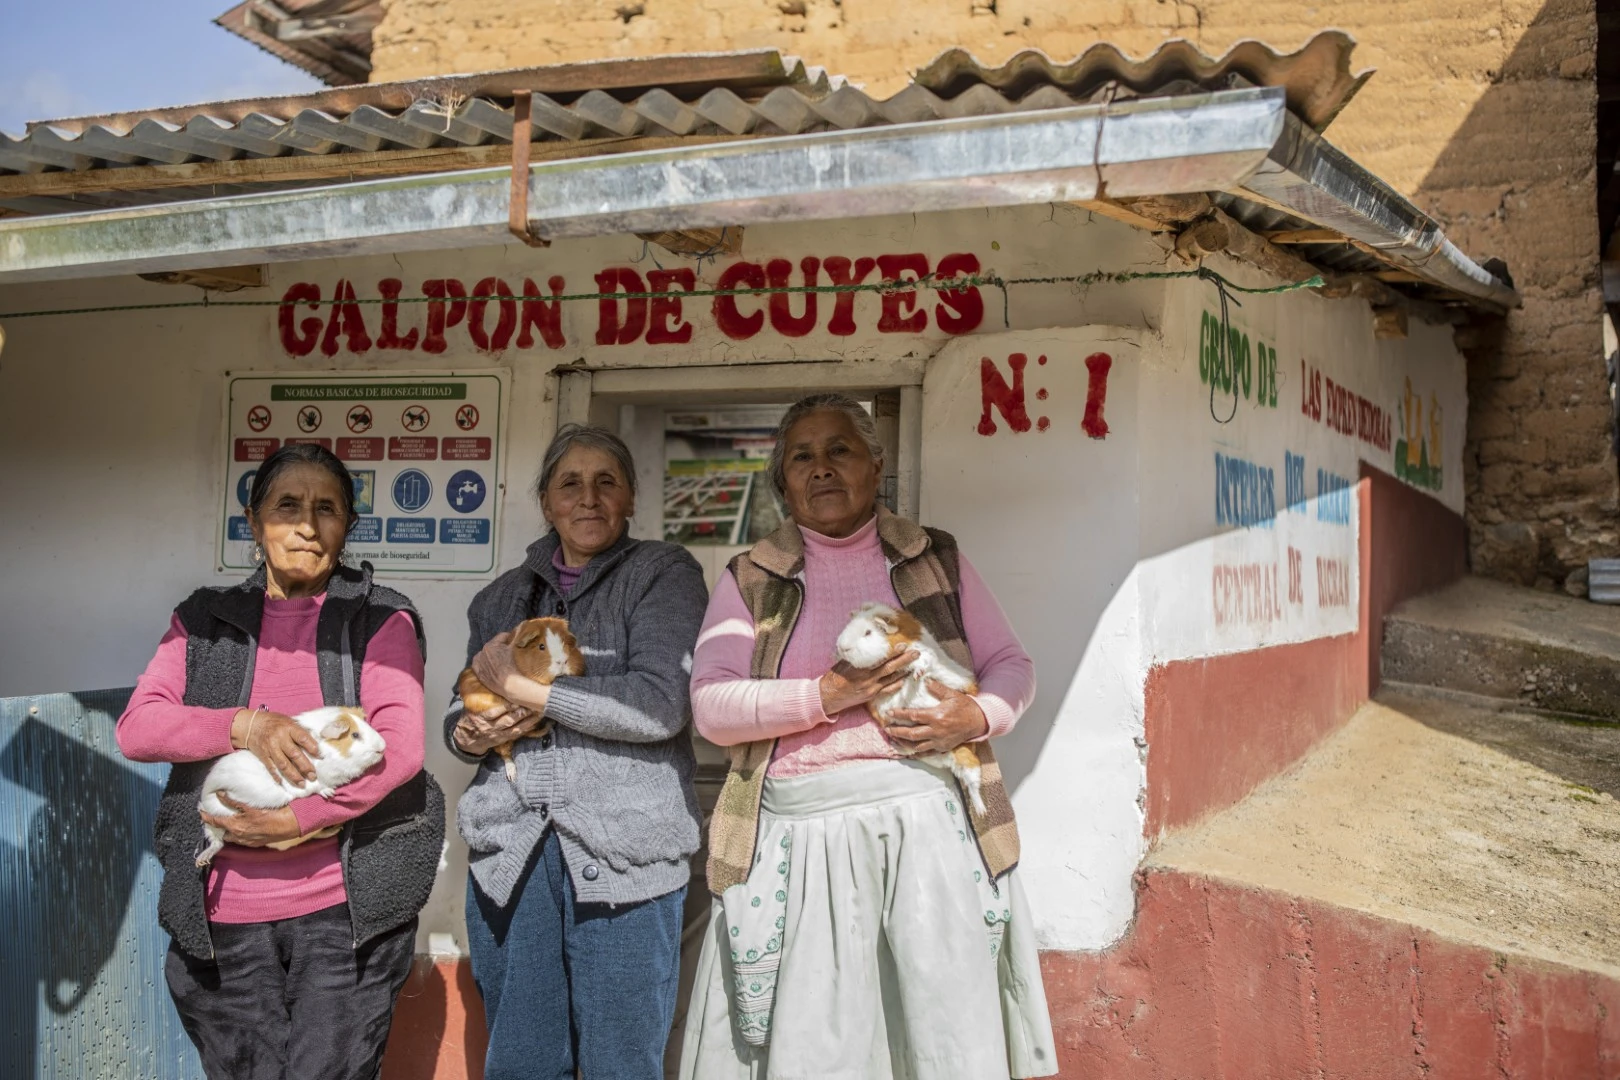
[221,372,507,575]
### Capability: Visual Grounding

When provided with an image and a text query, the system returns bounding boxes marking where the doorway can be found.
[554,359,923,1075]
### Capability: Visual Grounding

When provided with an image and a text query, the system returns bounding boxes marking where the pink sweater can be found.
[117,595,425,924]
[690,516,1035,776]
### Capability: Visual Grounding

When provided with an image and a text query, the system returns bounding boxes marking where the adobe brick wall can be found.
[370,0,1616,586]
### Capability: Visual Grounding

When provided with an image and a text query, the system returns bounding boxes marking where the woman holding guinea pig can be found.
[447,423,708,1080]
[680,393,1058,1079]
[116,441,444,1080]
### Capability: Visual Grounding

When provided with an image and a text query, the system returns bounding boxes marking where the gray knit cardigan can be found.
[447,530,707,907]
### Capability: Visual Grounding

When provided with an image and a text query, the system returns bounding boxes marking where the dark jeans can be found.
[164,903,415,1080]
[466,829,686,1080]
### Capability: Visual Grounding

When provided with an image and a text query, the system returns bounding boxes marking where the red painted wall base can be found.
[382,958,488,1080]
[1043,868,1620,1079]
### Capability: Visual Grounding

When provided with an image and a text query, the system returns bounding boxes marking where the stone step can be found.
[1381,574,1620,719]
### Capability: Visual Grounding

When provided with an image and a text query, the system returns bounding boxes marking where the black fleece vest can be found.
[153,562,445,960]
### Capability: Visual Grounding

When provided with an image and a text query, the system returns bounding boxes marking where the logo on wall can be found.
[297,406,323,433]
[1395,378,1443,492]
[391,469,433,513]
[346,405,374,433]
[402,406,430,433]
[246,405,272,432]
[455,404,480,431]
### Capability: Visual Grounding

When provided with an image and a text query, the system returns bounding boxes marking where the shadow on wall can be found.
[0,690,198,1080]
[1415,0,1615,585]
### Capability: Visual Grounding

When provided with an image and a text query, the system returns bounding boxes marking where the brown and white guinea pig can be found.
[834,602,988,815]
[457,616,585,782]
[196,705,385,867]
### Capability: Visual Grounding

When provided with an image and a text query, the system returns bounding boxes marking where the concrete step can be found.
[1381,574,1620,719]
[1149,697,1620,981]
[1057,697,1620,1077]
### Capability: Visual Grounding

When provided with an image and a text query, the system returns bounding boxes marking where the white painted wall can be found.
[0,202,1467,953]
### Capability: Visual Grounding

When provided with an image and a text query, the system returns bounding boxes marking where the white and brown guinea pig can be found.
[834,602,988,815]
[457,616,585,781]
[196,705,385,867]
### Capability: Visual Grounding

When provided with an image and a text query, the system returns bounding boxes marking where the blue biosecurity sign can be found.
[392,469,434,513]
[221,372,507,575]
[447,470,487,513]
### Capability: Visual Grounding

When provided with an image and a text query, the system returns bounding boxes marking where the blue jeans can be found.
[465,829,686,1080]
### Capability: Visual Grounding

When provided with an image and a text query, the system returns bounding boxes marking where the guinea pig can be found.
[457,616,585,782]
[834,601,988,815]
[196,705,385,867]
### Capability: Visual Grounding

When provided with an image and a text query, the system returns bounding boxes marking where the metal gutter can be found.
[0,88,1287,284]
[1237,112,1520,311]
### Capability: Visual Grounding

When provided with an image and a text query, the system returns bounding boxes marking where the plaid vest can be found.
[705,506,1022,895]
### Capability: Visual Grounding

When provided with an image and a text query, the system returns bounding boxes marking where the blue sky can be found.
[1,1,324,136]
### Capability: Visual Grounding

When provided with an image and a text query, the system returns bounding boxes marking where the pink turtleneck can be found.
[117,595,424,924]
[690,514,1035,776]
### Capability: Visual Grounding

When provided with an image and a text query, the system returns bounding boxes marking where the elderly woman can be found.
[117,442,443,1080]
[680,393,1057,1079]
[447,423,708,1080]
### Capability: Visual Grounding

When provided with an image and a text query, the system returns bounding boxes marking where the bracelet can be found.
[245,705,265,747]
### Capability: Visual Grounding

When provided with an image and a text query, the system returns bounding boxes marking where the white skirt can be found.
[678,759,1058,1080]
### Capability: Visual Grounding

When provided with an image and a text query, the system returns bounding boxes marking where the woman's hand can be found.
[818,650,918,716]
[471,633,555,714]
[231,709,319,786]
[453,703,544,756]
[883,681,990,754]
[200,793,303,847]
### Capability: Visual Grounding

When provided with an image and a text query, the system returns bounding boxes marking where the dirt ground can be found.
[1148,697,1620,977]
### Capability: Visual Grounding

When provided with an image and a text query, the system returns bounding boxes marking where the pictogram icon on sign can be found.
[447,469,487,514]
[346,405,374,433]
[297,406,323,433]
[455,404,480,431]
[236,470,257,508]
[246,405,272,432]
[391,469,433,513]
[402,406,430,432]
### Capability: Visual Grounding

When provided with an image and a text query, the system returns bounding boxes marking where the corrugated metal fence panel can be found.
[0,689,203,1080]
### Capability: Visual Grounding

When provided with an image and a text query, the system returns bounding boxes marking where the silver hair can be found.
[535,423,638,498]
[766,393,883,497]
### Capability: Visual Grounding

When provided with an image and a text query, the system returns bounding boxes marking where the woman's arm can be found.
[959,553,1037,738]
[286,611,426,833]
[541,550,711,744]
[116,614,240,763]
[689,570,831,747]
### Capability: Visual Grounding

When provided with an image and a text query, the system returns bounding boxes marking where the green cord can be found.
[0,270,1325,321]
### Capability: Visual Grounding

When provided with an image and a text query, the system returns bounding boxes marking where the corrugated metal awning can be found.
[0,34,1517,312]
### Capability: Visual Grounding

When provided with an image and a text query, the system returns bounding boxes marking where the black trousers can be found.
[165,903,415,1080]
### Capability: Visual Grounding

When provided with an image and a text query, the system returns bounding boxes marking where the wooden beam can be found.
[1173,207,1321,284]
[1261,228,1347,244]
[30,51,795,134]
[635,226,745,257]
[0,134,753,201]
[1114,193,1212,227]
[1071,197,1176,233]
[1372,270,1426,284]
[136,265,267,291]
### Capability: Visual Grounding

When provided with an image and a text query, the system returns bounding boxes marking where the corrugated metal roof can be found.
[214,0,381,86]
[0,33,1514,310]
[0,33,1369,183]
[915,30,1371,133]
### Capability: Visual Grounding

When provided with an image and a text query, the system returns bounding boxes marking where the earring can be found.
[251,544,264,564]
